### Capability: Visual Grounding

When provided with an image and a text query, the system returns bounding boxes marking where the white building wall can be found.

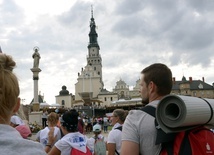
[56,95,73,108]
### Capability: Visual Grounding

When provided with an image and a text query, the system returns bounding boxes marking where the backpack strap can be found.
[115,150,120,155]
[113,126,122,155]
[141,106,156,117]
[115,126,122,131]
[141,106,176,155]
[141,106,176,143]
[178,131,192,155]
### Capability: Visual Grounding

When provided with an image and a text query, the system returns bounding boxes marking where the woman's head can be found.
[110,109,128,125]
[47,112,59,126]
[0,53,20,123]
[60,109,79,132]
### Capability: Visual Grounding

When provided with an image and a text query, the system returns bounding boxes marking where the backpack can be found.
[141,106,214,155]
[94,137,106,155]
[70,147,92,155]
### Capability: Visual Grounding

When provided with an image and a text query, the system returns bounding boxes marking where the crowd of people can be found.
[0,52,182,155]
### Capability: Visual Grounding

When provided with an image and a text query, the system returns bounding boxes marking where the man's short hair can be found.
[141,63,172,96]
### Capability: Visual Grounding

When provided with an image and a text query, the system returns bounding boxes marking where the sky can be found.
[1,0,214,105]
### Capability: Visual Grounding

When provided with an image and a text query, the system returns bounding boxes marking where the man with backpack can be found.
[121,63,173,155]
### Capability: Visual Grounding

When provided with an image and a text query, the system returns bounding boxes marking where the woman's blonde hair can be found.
[47,112,59,126]
[0,53,19,121]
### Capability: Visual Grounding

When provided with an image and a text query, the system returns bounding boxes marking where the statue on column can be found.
[32,47,40,68]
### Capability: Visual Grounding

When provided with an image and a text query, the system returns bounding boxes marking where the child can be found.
[10,114,32,139]
[36,112,61,148]
[87,124,106,155]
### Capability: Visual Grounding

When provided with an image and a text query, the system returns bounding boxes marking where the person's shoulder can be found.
[125,109,145,119]
[54,126,60,130]
[98,134,104,139]
[17,138,46,152]
[108,128,118,136]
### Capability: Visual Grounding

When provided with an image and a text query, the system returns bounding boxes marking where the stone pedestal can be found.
[32,102,40,112]
[29,111,42,126]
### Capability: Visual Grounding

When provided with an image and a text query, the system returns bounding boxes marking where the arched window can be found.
[62,100,65,105]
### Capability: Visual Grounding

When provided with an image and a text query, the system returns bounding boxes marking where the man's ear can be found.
[13,98,20,113]
[149,81,155,93]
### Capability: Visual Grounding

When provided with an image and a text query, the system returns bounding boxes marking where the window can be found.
[198,83,203,89]
[62,100,65,105]
[105,97,106,101]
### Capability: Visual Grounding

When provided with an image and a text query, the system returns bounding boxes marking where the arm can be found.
[35,130,40,142]
[45,127,58,153]
[121,141,139,155]
[121,111,140,155]
[107,143,116,155]
[47,146,61,155]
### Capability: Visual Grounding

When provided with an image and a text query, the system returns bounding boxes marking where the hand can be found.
[47,127,57,145]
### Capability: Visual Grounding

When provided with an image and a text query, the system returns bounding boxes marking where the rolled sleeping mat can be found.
[156,95,214,133]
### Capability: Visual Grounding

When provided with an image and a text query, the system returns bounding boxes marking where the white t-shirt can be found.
[0,124,46,155]
[122,100,161,155]
[36,126,61,148]
[55,132,88,155]
[107,123,123,154]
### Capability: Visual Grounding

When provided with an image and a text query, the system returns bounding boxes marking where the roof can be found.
[112,97,142,104]
[98,88,118,95]
[172,80,214,90]
[30,95,44,104]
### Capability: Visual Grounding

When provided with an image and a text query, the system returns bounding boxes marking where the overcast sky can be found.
[1,0,214,105]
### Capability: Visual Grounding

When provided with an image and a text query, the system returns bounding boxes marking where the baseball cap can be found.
[15,125,31,139]
[11,115,24,126]
[93,124,101,132]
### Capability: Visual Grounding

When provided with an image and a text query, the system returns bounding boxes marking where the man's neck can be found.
[149,95,165,102]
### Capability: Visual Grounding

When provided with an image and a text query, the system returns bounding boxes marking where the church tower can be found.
[75,8,104,105]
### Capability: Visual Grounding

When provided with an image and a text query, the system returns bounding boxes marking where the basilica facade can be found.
[55,9,214,110]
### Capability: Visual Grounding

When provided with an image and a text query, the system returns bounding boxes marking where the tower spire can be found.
[91,5,93,18]
[88,7,99,49]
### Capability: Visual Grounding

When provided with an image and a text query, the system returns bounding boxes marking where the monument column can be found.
[31,46,41,111]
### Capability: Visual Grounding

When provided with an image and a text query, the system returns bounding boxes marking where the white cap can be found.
[10,115,24,125]
[93,124,101,132]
